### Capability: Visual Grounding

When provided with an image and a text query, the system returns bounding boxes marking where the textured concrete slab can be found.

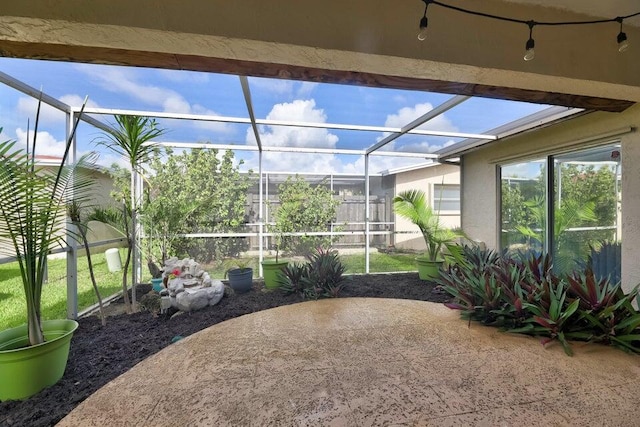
[58,298,640,426]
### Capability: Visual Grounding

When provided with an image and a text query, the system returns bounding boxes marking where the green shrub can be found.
[439,245,640,356]
[278,262,309,296]
[277,247,347,299]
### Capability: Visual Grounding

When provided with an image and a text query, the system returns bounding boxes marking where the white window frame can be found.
[431,183,460,214]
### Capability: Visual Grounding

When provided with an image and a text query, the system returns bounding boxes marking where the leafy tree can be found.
[141,149,195,264]
[272,176,340,255]
[144,148,253,263]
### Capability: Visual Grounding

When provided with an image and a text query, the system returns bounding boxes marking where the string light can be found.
[524,21,536,61]
[417,0,431,41]
[616,17,630,52]
[417,0,640,61]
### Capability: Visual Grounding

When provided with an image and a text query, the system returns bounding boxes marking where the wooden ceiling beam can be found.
[0,40,633,113]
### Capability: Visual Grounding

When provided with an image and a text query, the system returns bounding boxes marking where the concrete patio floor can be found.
[59,298,640,426]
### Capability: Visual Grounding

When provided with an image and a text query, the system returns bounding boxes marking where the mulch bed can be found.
[0,272,451,427]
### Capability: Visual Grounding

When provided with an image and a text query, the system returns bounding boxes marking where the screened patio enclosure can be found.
[0,58,586,318]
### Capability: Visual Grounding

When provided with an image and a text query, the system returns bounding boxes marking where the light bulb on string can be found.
[523,21,536,61]
[616,17,630,52]
[418,16,428,41]
[417,0,431,41]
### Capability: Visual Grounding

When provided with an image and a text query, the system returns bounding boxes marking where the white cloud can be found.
[242,100,454,174]
[59,95,100,110]
[17,95,100,126]
[366,103,461,163]
[253,99,338,148]
[244,99,342,173]
[75,65,231,134]
[340,155,429,175]
[248,77,294,96]
[398,139,457,154]
[296,82,318,98]
[97,152,130,169]
[384,103,458,132]
[15,128,67,157]
[247,78,317,100]
[17,97,65,124]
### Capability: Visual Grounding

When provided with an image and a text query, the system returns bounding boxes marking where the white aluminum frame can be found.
[7,69,583,319]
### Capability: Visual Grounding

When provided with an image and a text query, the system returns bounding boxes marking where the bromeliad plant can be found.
[278,247,347,299]
[438,245,640,356]
[0,98,95,345]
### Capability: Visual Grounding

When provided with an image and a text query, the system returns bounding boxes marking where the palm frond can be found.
[94,115,167,172]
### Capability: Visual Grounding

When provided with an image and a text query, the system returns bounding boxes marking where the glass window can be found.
[432,184,460,212]
[499,143,621,281]
[500,159,547,255]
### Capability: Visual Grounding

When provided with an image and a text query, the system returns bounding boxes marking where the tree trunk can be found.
[121,241,132,314]
[78,225,106,326]
[27,304,45,346]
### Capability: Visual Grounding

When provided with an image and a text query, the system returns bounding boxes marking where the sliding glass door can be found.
[499,143,621,280]
[552,145,621,277]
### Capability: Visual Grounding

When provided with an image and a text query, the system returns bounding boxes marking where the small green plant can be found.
[278,262,309,295]
[301,248,347,299]
[223,259,253,278]
[277,247,347,299]
[139,290,162,316]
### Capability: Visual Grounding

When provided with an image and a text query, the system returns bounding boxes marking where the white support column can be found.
[258,151,264,277]
[330,174,334,246]
[365,154,370,274]
[130,168,142,309]
[66,111,78,319]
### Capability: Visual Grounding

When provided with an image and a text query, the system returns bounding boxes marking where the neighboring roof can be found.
[381,161,443,176]
[436,106,586,159]
[33,155,110,174]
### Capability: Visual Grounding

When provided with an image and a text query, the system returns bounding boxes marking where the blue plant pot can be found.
[227,268,253,293]
[150,278,164,292]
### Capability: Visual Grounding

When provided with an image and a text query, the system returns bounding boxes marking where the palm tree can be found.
[516,196,598,273]
[393,189,460,261]
[95,116,167,311]
[0,98,95,345]
[67,200,106,326]
[86,205,132,312]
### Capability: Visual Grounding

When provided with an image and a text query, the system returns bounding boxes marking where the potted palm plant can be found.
[0,98,95,401]
[393,189,460,280]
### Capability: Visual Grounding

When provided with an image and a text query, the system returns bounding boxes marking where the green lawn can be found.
[0,251,127,330]
[0,249,416,330]
[204,251,417,277]
[341,252,417,273]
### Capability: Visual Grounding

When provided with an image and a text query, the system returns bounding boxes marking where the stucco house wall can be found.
[0,163,121,260]
[393,163,460,251]
[460,103,640,293]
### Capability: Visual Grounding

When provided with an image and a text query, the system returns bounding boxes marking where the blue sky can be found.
[0,58,549,173]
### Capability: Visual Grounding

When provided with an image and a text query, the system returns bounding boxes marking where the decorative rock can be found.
[205,281,224,306]
[159,257,224,313]
[168,279,185,296]
[175,289,209,312]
